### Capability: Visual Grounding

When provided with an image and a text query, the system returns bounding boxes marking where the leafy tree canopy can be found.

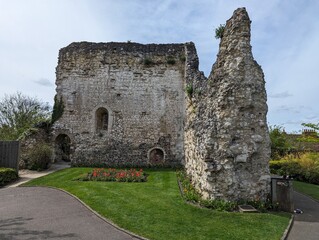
[302,122,319,132]
[0,92,51,140]
[269,125,291,159]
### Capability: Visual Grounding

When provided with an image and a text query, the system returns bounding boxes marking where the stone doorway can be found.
[148,148,165,165]
[55,134,71,162]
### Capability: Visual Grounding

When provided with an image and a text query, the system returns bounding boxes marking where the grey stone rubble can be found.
[184,8,270,201]
[50,7,270,201]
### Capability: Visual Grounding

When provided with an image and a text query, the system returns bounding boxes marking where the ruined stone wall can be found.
[54,42,190,167]
[53,7,271,201]
[184,8,270,201]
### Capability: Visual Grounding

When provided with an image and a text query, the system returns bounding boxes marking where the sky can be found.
[0,0,318,133]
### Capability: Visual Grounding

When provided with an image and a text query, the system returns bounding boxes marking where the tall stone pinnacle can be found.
[184,7,270,201]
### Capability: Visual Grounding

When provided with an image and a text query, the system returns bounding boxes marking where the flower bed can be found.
[78,168,147,182]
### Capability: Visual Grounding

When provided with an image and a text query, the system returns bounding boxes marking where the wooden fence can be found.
[0,141,20,172]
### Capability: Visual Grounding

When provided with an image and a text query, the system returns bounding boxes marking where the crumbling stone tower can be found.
[184,8,270,201]
[53,7,270,201]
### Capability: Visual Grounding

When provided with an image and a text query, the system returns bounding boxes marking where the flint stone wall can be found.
[53,7,270,201]
[184,8,270,201]
[54,42,197,167]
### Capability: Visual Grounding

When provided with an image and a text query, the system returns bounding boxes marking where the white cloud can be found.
[268,91,293,99]
[34,78,53,87]
[0,0,318,132]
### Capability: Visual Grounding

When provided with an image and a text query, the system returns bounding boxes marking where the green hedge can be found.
[0,168,18,186]
[270,160,319,185]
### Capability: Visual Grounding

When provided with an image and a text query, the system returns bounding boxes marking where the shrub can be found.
[143,58,154,66]
[176,170,276,212]
[179,55,186,62]
[215,24,225,39]
[200,198,237,212]
[26,143,52,171]
[185,84,193,99]
[269,125,292,159]
[0,168,18,186]
[270,152,319,184]
[176,170,201,202]
[166,56,176,65]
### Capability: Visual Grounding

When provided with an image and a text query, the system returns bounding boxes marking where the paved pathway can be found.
[5,161,71,188]
[5,164,318,240]
[1,163,143,240]
[287,191,319,240]
[0,187,141,240]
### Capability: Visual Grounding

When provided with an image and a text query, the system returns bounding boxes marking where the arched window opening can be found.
[96,108,108,131]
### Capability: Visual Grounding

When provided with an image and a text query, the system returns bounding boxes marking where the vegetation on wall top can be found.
[51,95,64,124]
[215,24,225,39]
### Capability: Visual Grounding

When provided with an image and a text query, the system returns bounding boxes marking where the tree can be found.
[302,122,319,132]
[0,92,51,140]
[299,122,319,143]
[269,125,291,159]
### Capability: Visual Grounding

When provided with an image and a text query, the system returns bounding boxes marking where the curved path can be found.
[0,187,141,240]
[287,191,319,240]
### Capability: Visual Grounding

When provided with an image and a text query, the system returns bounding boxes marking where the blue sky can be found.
[1,0,318,132]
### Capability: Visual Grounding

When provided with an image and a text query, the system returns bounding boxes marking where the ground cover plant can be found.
[77,168,147,182]
[176,170,277,212]
[0,167,18,186]
[293,181,319,201]
[24,168,290,240]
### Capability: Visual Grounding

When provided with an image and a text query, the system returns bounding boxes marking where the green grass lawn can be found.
[293,180,319,201]
[23,168,290,240]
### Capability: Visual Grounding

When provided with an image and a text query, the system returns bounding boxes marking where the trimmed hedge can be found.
[270,159,319,185]
[0,168,18,186]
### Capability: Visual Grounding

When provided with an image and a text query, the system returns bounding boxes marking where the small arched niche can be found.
[96,107,109,131]
[148,147,165,165]
[55,134,71,162]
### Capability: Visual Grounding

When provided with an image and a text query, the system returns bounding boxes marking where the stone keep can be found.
[53,8,270,201]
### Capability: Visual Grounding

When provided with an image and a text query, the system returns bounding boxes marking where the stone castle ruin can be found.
[52,8,270,201]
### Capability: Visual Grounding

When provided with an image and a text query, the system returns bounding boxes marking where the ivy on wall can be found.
[51,95,64,124]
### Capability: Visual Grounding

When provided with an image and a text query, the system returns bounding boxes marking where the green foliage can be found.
[24,168,290,240]
[176,170,201,202]
[302,122,319,132]
[166,56,176,65]
[51,95,64,124]
[179,55,186,62]
[143,58,154,66]
[0,168,18,186]
[297,122,319,143]
[200,199,237,212]
[269,125,291,159]
[26,143,52,171]
[185,84,193,99]
[0,92,51,140]
[17,127,38,141]
[176,170,275,212]
[215,24,225,39]
[269,152,319,184]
